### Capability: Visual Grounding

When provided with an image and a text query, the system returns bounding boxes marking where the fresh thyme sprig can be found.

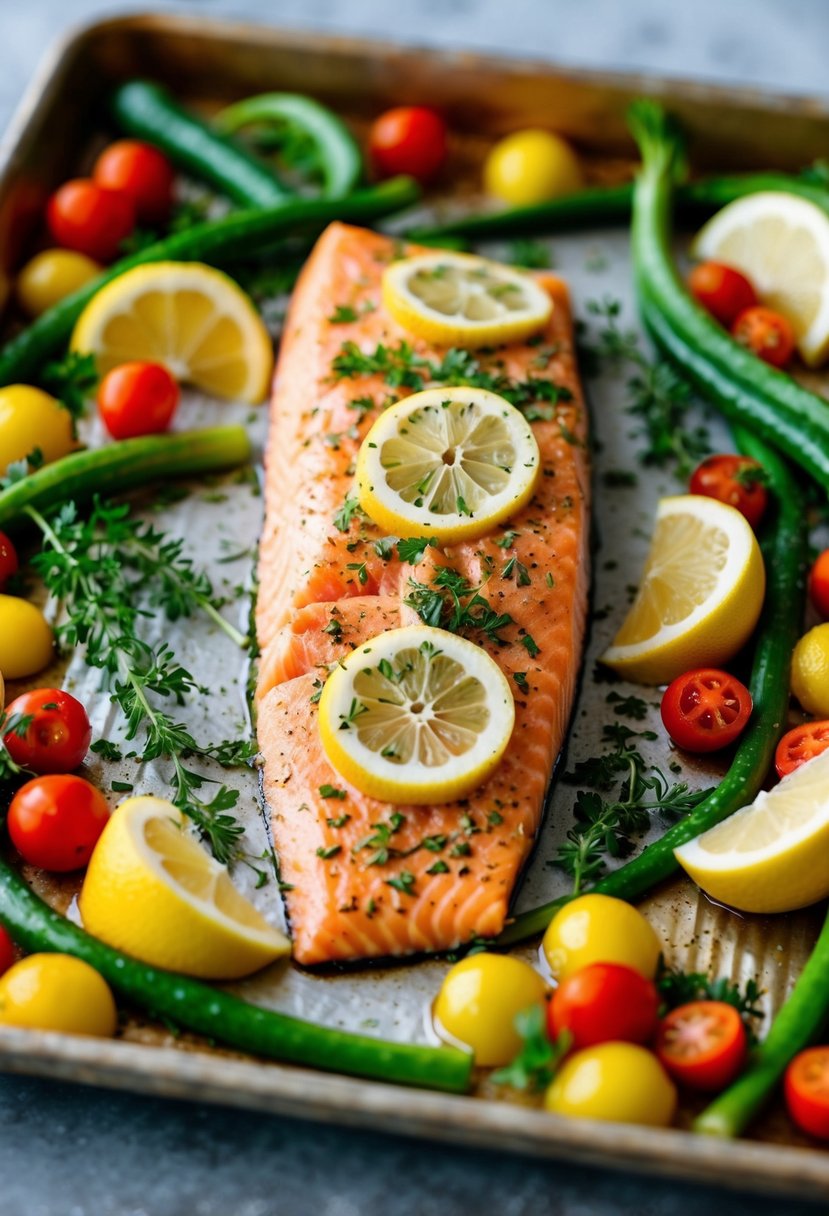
[26,497,254,868]
[583,297,709,476]
[557,723,711,894]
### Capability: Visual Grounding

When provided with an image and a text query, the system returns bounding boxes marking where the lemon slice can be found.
[318,624,514,805]
[601,495,765,685]
[382,251,552,348]
[71,261,273,402]
[675,748,829,913]
[356,386,540,543]
[79,796,289,978]
[692,192,829,366]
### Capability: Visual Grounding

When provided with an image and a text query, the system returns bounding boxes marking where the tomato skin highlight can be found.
[731,305,795,369]
[785,1047,829,1140]
[688,454,768,530]
[548,962,659,1051]
[542,894,662,981]
[97,361,180,440]
[0,926,14,978]
[809,549,829,619]
[660,668,753,754]
[655,1000,747,1091]
[544,1041,677,1126]
[0,529,18,590]
[0,954,117,1037]
[484,129,583,207]
[7,775,110,872]
[433,952,547,1066]
[3,688,92,774]
[688,261,757,326]
[46,179,135,262]
[93,140,175,224]
[369,107,447,185]
[774,721,829,779]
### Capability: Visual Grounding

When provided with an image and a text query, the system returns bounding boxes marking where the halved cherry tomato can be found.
[785,1047,829,1139]
[732,305,795,369]
[0,529,18,590]
[548,962,659,1050]
[655,1000,747,1091]
[46,179,135,262]
[97,361,180,440]
[688,261,757,327]
[775,721,829,779]
[0,926,14,978]
[809,549,829,619]
[93,140,175,225]
[689,454,768,530]
[369,106,447,185]
[660,668,753,754]
[3,688,92,774]
[7,774,110,872]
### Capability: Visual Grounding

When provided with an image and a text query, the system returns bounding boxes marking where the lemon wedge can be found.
[382,251,552,348]
[71,261,273,402]
[601,495,765,685]
[692,192,829,366]
[318,625,514,805]
[675,748,829,913]
[79,796,289,978]
[356,386,540,544]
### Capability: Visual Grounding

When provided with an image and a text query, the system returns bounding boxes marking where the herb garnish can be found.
[404,567,514,645]
[656,958,765,1041]
[491,1006,570,1091]
[42,351,99,430]
[0,711,34,783]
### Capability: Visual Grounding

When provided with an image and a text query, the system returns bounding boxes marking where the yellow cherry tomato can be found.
[0,385,75,474]
[433,952,547,1066]
[791,623,829,716]
[484,129,584,207]
[17,249,101,319]
[543,894,661,981]
[545,1041,676,1126]
[0,954,117,1037]
[0,595,53,679]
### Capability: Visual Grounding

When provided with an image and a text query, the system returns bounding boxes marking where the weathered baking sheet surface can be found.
[1,14,829,1199]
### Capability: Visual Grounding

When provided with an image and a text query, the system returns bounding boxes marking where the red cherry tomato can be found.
[46,179,135,262]
[688,261,758,326]
[547,962,659,1051]
[689,454,768,530]
[785,1047,829,1139]
[0,926,14,977]
[7,775,110,872]
[369,106,448,185]
[97,362,180,440]
[93,140,175,225]
[775,721,829,779]
[655,1000,747,1091]
[809,549,829,619]
[732,305,795,368]
[661,668,753,754]
[3,688,92,774]
[0,529,18,590]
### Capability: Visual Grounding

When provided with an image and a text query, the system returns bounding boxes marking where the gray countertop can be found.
[3,2,829,1213]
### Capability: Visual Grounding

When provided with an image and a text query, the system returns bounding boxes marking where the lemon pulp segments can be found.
[674,748,829,913]
[318,625,515,805]
[71,261,273,402]
[601,495,765,685]
[79,796,289,978]
[692,191,829,366]
[356,387,540,543]
[382,251,552,348]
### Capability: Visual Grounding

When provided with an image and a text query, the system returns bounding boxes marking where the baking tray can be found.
[2,12,829,1201]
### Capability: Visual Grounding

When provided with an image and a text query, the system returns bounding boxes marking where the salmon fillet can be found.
[256,222,590,965]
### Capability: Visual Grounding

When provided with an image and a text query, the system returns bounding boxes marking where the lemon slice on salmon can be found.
[692,192,829,366]
[80,796,289,978]
[356,386,540,543]
[674,747,829,913]
[382,251,552,348]
[601,495,765,685]
[318,625,515,805]
[71,261,273,402]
